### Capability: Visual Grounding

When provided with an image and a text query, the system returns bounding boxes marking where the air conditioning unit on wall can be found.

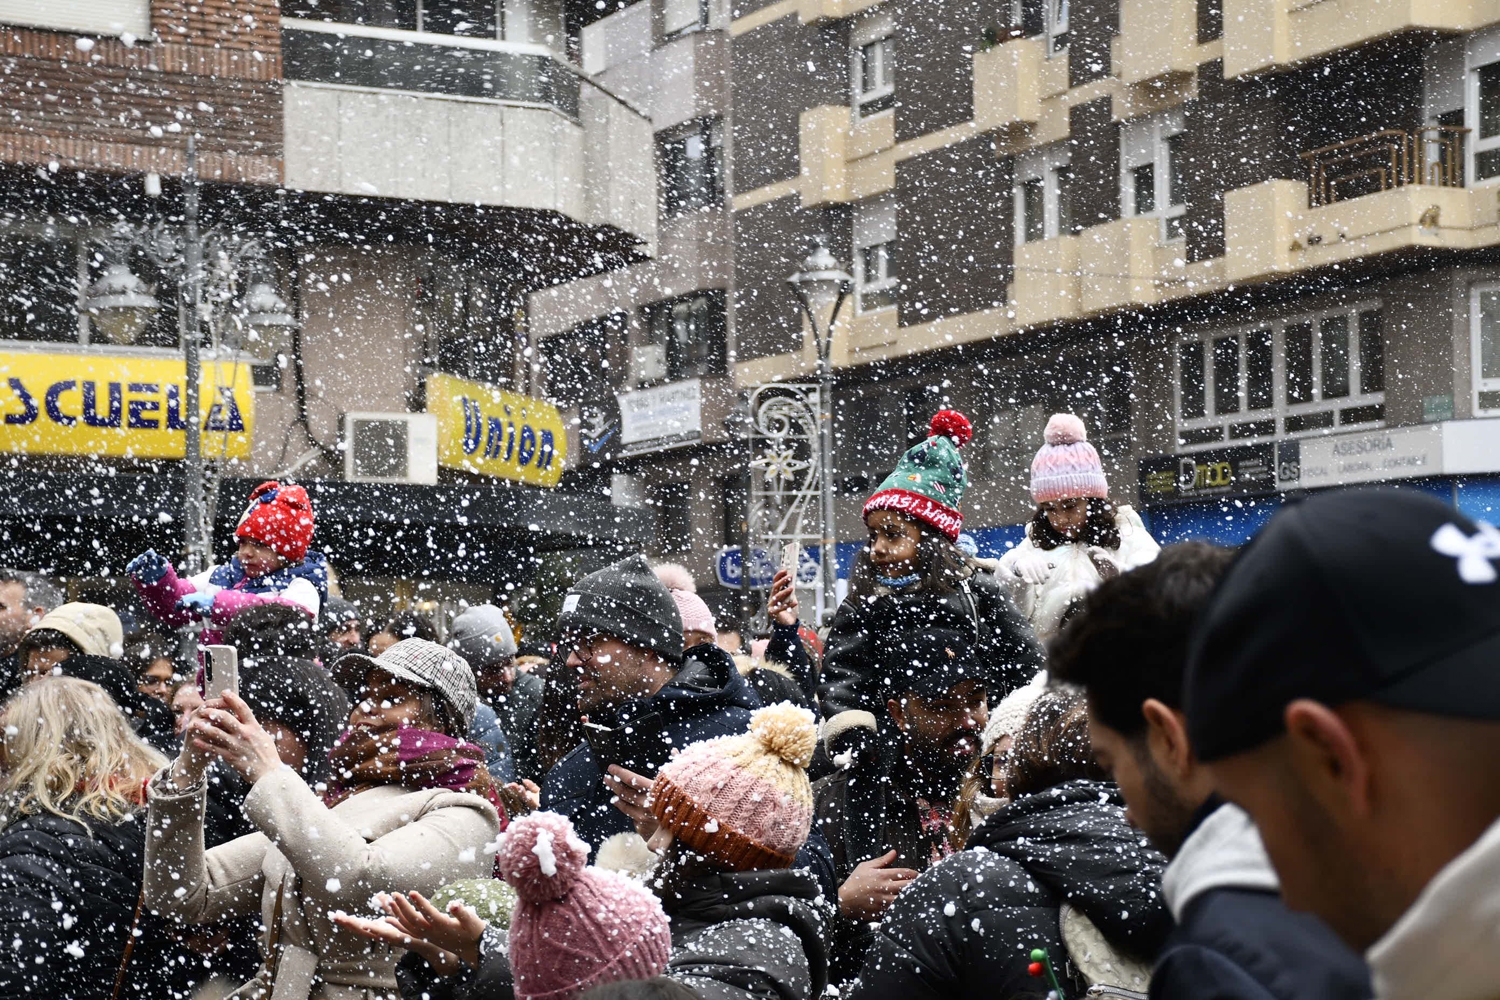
[342,412,439,485]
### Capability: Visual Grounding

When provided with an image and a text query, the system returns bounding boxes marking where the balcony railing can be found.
[281,18,580,119]
[1301,127,1470,207]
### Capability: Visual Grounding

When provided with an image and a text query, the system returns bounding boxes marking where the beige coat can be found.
[145,766,498,1000]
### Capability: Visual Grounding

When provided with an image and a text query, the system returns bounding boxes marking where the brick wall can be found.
[0,0,283,184]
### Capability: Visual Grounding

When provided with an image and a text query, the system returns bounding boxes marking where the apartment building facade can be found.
[719,0,1500,573]
[0,0,656,619]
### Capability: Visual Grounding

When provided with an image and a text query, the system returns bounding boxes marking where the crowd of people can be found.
[0,409,1493,1000]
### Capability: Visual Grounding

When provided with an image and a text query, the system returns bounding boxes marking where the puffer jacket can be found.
[818,566,1043,718]
[0,811,188,999]
[850,780,1172,1000]
[145,765,499,1000]
[665,868,830,1000]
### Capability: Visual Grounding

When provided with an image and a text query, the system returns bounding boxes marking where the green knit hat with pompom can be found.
[862,410,973,541]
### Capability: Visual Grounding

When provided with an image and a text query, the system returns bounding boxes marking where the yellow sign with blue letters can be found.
[426,373,566,488]
[0,349,254,459]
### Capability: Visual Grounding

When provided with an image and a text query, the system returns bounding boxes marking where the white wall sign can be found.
[617,377,702,456]
[1297,425,1444,489]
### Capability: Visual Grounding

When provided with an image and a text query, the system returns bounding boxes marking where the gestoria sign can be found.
[0,350,254,459]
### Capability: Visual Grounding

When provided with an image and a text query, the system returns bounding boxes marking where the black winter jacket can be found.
[0,810,187,999]
[850,781,1172,1000]
[1151,801,1371,1000]
[663,868,829,1000]
[819,568,1043,718]
[543,644,761,848]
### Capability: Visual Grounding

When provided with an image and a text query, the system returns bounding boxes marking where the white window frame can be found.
[1471,281,1500,414]
[1174,301,1386,452]
[662,0,709,36]
[854,195,898,314]
[1045,0,1068,56]
[1121,109,1187,243]
[1013,144,1073,245]
[852,13,895,121]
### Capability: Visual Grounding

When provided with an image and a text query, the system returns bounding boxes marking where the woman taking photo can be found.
[144,638,502,1000]
[0,676,182,999]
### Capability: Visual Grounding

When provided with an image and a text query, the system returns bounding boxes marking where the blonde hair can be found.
[0,676,166,829]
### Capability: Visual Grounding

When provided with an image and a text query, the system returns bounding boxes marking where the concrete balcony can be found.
[280,19,655,247]
[973,37,1043,136]
[1010,234,1081,328]
[1116,0,1199,85]
[1224,178,1500,283]
[1078,217,1165,314]
[1223,0,1500,78]
[799,105,850,206]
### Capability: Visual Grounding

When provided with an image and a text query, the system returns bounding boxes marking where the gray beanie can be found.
[449,604,518,669]
[557,554,684,664]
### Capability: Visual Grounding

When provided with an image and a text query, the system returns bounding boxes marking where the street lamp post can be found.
[788,238,853,624]
[80,136,298,574]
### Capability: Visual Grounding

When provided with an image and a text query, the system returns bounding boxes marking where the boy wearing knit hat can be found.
[819,410,1043,728]
[540,554,763,850]
[996,413,1160,640]
[127,480,329,641]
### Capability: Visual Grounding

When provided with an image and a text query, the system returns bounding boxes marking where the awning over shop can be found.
[0,471,652,579]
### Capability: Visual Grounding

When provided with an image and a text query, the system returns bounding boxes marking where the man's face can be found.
[1209,741,1384,948]
[1088,709,1199,856]
[477,658,517,701]
[327,621,363,652]
[570,634,661,717]
[888,678,988,788]
[0,581,36,652]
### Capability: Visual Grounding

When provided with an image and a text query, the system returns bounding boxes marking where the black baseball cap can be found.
[1185,488,1500,762]
[878,628,987,699]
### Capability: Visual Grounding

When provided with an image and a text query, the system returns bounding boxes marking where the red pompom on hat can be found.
[930,409,973,448]
[235,481,315,563]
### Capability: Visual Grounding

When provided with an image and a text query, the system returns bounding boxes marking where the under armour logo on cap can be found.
[1430,521,1500,584]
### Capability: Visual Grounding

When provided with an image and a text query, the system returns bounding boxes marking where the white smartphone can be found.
[203,644,239,699]
[780,541,801,579]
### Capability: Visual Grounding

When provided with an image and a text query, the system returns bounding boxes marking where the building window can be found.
[658,119,724,218]
[663,0,709,35]
[1175,303,1386,449]
[0,225,181,349]
[282,0,562,43]
[1121,110,1187,241]
[852,15,895,119]
[1014,145,1074,244]
[1045,0,1068,55]
[854,195,898,313]
[1471,283,1500,412]
[1472,60,1500,182]
[642,290,727,383]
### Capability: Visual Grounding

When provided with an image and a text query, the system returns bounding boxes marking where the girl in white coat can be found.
[996,413,1160,641]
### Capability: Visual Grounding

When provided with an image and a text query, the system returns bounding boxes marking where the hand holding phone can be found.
[203,644,239,699]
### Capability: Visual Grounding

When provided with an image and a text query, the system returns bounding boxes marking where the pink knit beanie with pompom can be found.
[497,811,672,1000]
[650,703,817,871]
[1030,413,1109,504]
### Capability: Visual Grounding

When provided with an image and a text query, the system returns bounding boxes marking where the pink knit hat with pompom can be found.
[497,811,672,1000]
[650,703,817,870]
[669,589,717,638]
[1030,413,1109,504]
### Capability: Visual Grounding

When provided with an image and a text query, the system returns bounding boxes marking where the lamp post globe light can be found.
[787,237,853,623]
[81,262,161,345]
[79,137,298,576]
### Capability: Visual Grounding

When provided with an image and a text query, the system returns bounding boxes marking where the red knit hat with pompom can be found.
[235,481,315,562]
[862,410,972,541]
[498,811,671,1000]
